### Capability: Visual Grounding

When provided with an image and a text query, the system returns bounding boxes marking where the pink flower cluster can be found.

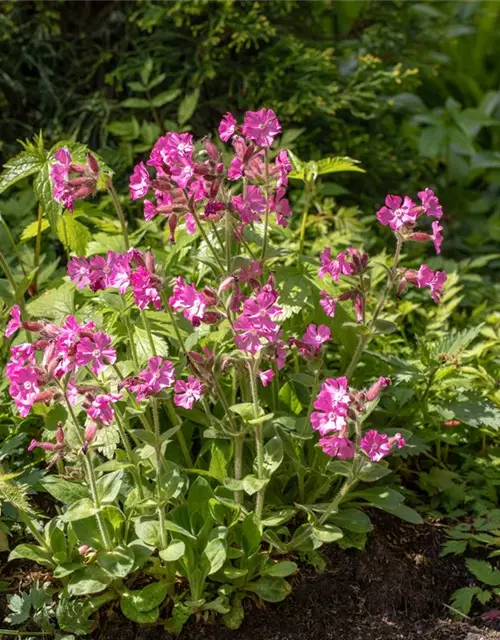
[120,356,203,410]
[318,248,368,322]
[311,376,405,463]
[128,108,292,245]
[50,147,100,212]
[4,309,116,416]
[399,264,447,302]
[376,189,443,254]
[169,277,221,327]
[290,323,331,360]
[67,249,162,310]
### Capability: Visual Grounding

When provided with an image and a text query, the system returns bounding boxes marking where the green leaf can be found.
[261,436,284,477]
[329,508,373,533]
[134,326,169,361]
[27,282,75,321]
[313,524,344,543]
[242,475,268,496]
[57,212,91,255]
[151,88,182,107]
[222,594,245,630]
[57,592,114,635]
[229,403,257,422]
[159,540,185,562]
[465,559,500,586]
[8,544,53,567]
[128,582,169,611]
[203,538,226,575]
[41,476,89,505]
[97,546,135,578]
[352,488,423,524]
[61,498,100,522]
[121,98,151,109]
[327,460,353,476]
[278,382,303,415]
[21,218,49,241]
[178,89,200,125]
[120,594,159,623]
[240,512,262,555]
[440,540,468,556]
[96,470,123,504]
[0,151,44,194]
[450,586,482,616]
[209,442,230,483]
[358,462,393,483]
[68,565,113,596]
[263,561,298,578]
[135,519,161,546]
[248,576,291,603]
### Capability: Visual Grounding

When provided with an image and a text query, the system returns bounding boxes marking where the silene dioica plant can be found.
[2,108,448,634]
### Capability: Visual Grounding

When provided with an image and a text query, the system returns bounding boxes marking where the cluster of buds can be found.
[318,248,369,322]
[50,148,100,212]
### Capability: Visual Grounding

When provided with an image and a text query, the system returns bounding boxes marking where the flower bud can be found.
[218,276,236,295]
[365,377,391,402]
[84,422,98,445]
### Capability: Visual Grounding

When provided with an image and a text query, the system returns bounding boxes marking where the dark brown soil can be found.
[2,513,499,640]
[96,512,500,640]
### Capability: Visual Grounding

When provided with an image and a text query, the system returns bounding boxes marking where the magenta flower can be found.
[139,357,175,398]
[8,366,40,417]
[311,377,350,436]
[275,150,292,188]
[89,251,131,293]
[360,430,405,461]
[432,220,443,254]
[129,162,150,200]
[258,369,274,387]
[76,332,116,375]
[228,157,245,181]
[376,195,420,231]
[365,377,391,402]
[242,108,281,147]
[239,261,263,283]
[149,133,194,167]
[50,147,73,210]
[185,213,197,234]
[318,436,355,460]
[5,305,22,338]
[170,156,195,189]
[131,266,162,310]
[87,393,122,425]
[418,188,442,219]
[302,324,331,350]
[273,187,292,227]
[234,315,265,354]
[219,112,237,142]
[67,257,92,289]
[415,264,447,302]
[319,291,337,318]
[174,375,203,409]
[169,277,208,326]
[318,248,350,280]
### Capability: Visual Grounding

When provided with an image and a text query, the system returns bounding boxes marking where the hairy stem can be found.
[249,360,265,518]
[108,181,130,250]
[261,149,271,265]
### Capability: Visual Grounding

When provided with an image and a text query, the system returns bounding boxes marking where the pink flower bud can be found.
[218,276,236,295]
[409,232,433,243]
[365,377,391,402]
[84,422,98,445]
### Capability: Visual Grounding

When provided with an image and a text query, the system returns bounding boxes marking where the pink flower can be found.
[140,357,175,397]
[131,266,162,310]
[87,393,122,425]
[242,108,281,147]
[273,187,292,227]
[67,257,92,289]
[88,251,131,293]
[185,213,197,234]
[8,366,40,416]
[174,375,203,409]
[5,305,22,338]
[319,291,337,318]
[415,264,447,302]
[376,195,420,231]
[219,112,237,142]
[418,188,442,219]
[432,220,443,254]
[318,248,350,280]
[76,332,116,375]
[302,324,331,350]
[360,430,405,462]
[129,162,150,200]
[311,377,351,436]
[228,157,245,181]
[169,277,208,326]
[234,315,265,354]
[258,369,274,387]
[50,147,74,211]
[149,133,193,167]
[318,436,355,460]
[170,156,195,189]
[275,150,292,188]
[239,261,263,283]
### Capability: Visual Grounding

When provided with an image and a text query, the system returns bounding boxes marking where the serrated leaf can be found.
[0,151,44,194]
[57,212,91,254]
[466,559,500,586]
[33,164,62,230]
[27,282,75,320]
[21,218,50,241]
[134,326,169,361]
[450,586,482,616]
[178,89,200,125]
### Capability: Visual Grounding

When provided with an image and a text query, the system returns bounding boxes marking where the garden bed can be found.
[3,512,495,640]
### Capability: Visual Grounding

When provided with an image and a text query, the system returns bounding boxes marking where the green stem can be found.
[32,204,44,289]
[0,631,51,636]
[114,411,145,500]
[187,199,225,272]
[249,360,265,518]
[108,182,130,250]
[166,399,193,468]
[233,434,244,505]
[344,236,403,379]
[140,309,157,356]
[121,299,139,366]
[0,213,27,276]
[298,179,315,262]
[152,398,167,549]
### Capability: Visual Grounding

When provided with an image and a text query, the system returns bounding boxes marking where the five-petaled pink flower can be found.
[311,377,350,436]
[219,112,237,142]
[140,357,175,398]
[76,332,116,375]
[302,324,331,350]
[129,162,150,200]
[242,108,281,147]
[418,188,442,219]
[174,375,203,409]
[87,393,122,425]
[67,257,92,289]
[360,430,405,461]
[319,436,355,460]
[416,264,447,302]
[377,195,420,231]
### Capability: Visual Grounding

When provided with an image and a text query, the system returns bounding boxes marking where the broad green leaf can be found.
[313,524,344,543]
[278,382,303,415]
[96,470,123,504]
[229,403,257,422]
[8,544,53,567]
[97,546,135,577]
[263,561,298,578]
[327,460,353,476]
[27,282,75,321]
[41,476,89,505]
[450,586,482,616]
[222,593,245,630]
[242,475,268,496]
[465,559,500,586]
[178,89,200,125]
[135,519,161,546]
[21,218,49,241]
[358,462,393,483]
[128,582,169,611]
[120,594,159,623]
[203,538,226,575]
[239,512,262,556]
[329,508,373,533]
[0,151,44,194]
[57,212,91,255]
[57,593,115,635]
[248,576,291,602]
[151,88,182,107]
[352,487,423,524]
[61,498,100,522]
[68,565,113,596]
[159,540,185,562]
[261,437,284,477]
[134,326,169,361]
